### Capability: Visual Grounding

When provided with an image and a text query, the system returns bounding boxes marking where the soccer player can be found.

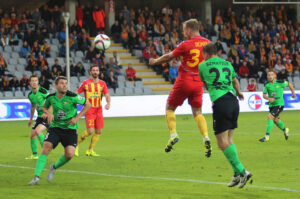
[75,64,111,157]
[27,75,49,159]
[199,43,252,188]
[149,19,212,157]
[28,76,91,185]
[259,70,296,142]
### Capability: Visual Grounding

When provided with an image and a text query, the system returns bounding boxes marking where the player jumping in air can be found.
[28,76,91,185]
[27,75,50,160]
[259,70,296,142]
[75,65,111,157]
[199,43,252,188]
[149,19,212,157]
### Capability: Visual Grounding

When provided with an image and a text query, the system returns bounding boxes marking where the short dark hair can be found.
[183,19,199,32]
[268,69,277,75]
[55,76,68,85]
[203,43,218,56]
[90,64,99,71]
[29,75,39,81]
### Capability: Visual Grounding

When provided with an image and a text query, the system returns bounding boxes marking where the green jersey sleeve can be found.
[282,80,289,87]
[73,93,86,105]
[263,84,268,94]
[43,96,51,108]
[198,62,205,82]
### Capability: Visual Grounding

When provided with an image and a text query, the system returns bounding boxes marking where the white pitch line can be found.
[0,164,299,193]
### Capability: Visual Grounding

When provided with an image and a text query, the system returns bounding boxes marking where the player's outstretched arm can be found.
[28,104,35,126]
[69,101,91,125]
[104,94,111,110]
[43,107,54,124]
[288,82,296,98]
[232,77,244,100]
[149,52,174,66]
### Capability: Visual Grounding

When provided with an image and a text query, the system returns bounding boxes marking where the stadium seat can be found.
[115,88,124,95]
[79,76,86,82]
[117,81,125,88]
[25,90,31,97]
[15,71,22,79]
[0,46,3,53]
[9,58,18,65]
[16,64,25,73]
[57,57,64,65]
[13,46,20,52]
[7,64,16,73]
[143,87,152,95]
[74,57,82,64]
[124,87,134,95]
[2,52,10,60]
[75,51,84,58]
[50,45,58,52]
[135,81,143,88]
[117,75,126,82]
[134,87,143,95]
[240,78,248,91]
[70,51,75,58]
[211,36,217,43]
[24,71,32,77]
[45,38,50,44]
[4,91,13,98]
[4,46,12,53]
[18,58,27,65]
[34,71,41,77]
[125,81,134,88]
[50,51,57,58]
[0,92,4,98]
[70,77,78,84]
[15,91,24,98]
[51,39,59,46]
[108,88,115,96]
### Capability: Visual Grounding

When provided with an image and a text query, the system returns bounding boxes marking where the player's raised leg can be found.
[165,105,179,152]
[192,107,211,157]
[274,117,289,140]
[75,127,94,157]
[28,141,53,185]
[35,124,47,147]
[86,129,102,156]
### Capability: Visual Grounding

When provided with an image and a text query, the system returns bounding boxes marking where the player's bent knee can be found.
[268,114,274,120]
[95,129,102,134]
[65,153,74,160]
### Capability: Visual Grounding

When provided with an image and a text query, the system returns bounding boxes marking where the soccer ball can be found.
[93,34,111,51]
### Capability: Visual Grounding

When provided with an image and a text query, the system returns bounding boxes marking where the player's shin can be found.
[224,144,245,175]
[37,134,45,147]
[194,114,209,140]
[54,155,70,169]
[30,138,38,156]
[34,154,48,177]
[266,120,274,135]
[166,110,177,137]
[88,133,100,151]
[77,131,90,145]
[275,120,286,131]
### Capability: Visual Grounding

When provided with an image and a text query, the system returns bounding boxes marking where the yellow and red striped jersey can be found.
[77,78,108,108]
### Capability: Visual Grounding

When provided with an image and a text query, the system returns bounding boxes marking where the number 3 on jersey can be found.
[186,49,203,67]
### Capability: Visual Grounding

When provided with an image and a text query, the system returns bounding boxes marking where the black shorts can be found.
[32,117,49,130]
[269,106,284,118]
[212,92,239,135]
[44,127,78,149]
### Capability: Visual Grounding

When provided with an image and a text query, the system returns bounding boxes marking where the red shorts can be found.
[85,107,103,129]
[167,77,203,108]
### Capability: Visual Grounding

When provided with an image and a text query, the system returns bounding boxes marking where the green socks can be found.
[54,155,69,169]
[266,120,274,135]
[37,134,45,147]
[275,120,286,131]
[34,154,47,177]
[30,139,38,156]
[224,144,245,175]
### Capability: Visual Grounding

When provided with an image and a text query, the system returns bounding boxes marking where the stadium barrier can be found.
[0,91,299,121]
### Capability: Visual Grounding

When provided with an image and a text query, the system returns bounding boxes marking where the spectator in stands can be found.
[40,4,51,25]
[52,5,62,28]
[59,28,66,44]
[85,46,96,62]
[59,42,66,57]
[169,61,178,84]
[120,28,129,49]
[93,5,106,32]
[111,20,121,43]
[41,64,51,79]
[70,20,82,34]
[128,30,139,53]
[24,29,35,47]
[215,39,224,53]
[107,57,121,76]
[277,69,288,81]
[274,59,285,73]
[31,41,40,58]
[8,30,18,45]
[51,65,61,80]
[0,34,9,46]
[74,61,85,77]
[248,60,259,79]
[143,45,151,64]
[239,61,250,78]
[20,74,29,95]
[48,21,57,40]
[20,13,29,31]
[69,33,78,51]
[39,75,51,90]
[21,41,31,59]
[26,55,38,72]
[37,55,48,71]
[107,71,118,92]
[77,30,90,51]
[126,63,141,81]
[259,67,269,84]
[32,8,41,24]
[121,5,131,23]
[10,76,20,94]
[1,75,11,91]
[113,51,121,66]
[52,59,63,73]
[247,79,257,92]
[238,44,248,59]
[229,44,238,59]
[93,53,104,69]
[0,54,7,75]
[285,58,294,80]
[139,27,149,42]
[41,40,50,57]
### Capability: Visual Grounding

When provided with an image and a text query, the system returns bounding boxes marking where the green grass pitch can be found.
[0,111,299,199]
